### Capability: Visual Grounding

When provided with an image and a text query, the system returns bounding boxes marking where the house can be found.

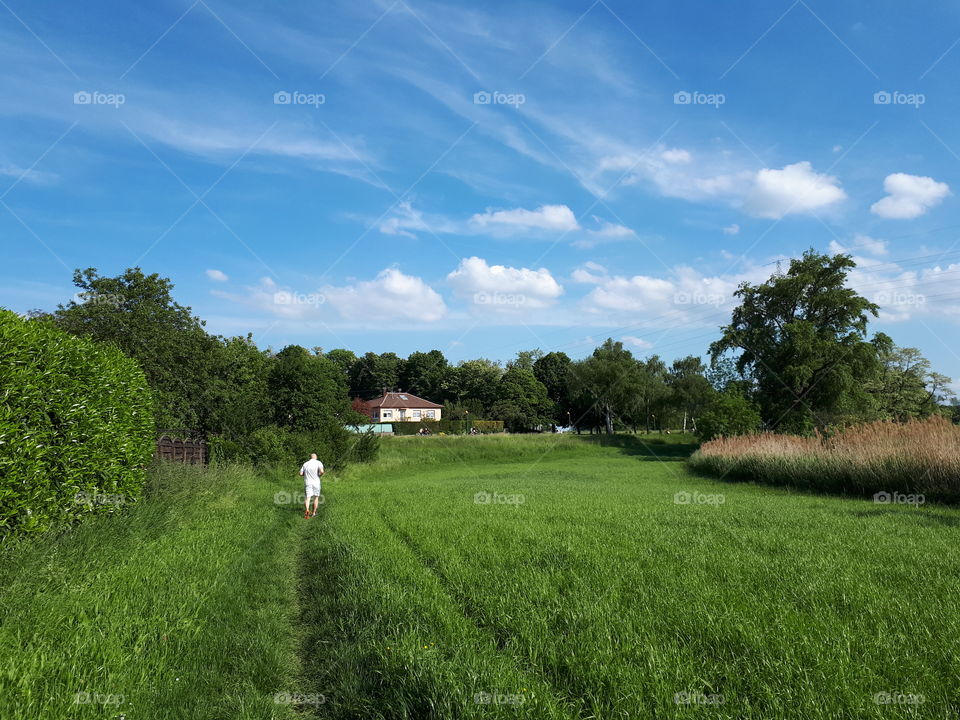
[363,391,443,423]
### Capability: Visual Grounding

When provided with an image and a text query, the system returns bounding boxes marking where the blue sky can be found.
[2,0,960,385]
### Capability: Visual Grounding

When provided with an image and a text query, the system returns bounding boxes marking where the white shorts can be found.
[304,484,321,498]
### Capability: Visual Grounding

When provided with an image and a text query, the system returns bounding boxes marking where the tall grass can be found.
[689,416,960,501]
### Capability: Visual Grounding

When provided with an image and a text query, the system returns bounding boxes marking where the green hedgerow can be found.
[0,309,154,538]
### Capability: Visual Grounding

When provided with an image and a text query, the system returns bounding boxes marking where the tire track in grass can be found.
[376,510,581,718]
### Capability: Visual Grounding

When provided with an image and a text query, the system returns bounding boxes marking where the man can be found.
[298,453,324,519]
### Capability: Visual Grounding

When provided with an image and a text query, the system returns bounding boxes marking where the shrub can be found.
[0,310,154,538]
[391,419,504,436]
[689,416,960,501]
[210,422,379,469]
[696,391,762,441]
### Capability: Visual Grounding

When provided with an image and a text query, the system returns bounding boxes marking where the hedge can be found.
[391,419,504,435]
[0,310,154,538]
[208,423,380,468]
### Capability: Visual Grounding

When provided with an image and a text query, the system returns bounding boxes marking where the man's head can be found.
[310,453,318,460]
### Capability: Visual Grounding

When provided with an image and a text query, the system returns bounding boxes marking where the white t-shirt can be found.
[300,459,324,484]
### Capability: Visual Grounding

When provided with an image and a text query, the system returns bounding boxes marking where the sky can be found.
[2,0,960,386]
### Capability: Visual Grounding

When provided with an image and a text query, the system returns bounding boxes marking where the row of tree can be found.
[35,251,959,440]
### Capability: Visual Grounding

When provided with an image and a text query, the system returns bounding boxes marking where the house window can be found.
[412,410,421,420]
[381,410,392,419]
[426,410,435,418]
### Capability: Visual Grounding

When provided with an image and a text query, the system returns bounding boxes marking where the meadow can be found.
[2,433,959,718]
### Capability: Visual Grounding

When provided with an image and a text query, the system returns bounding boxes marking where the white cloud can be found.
[621,335,652,349]
[324,268,447,323]
[469,204,579,232]
[0,164,58,186]
[572,217,636,248]
[722,223,740,235]
[744,162,846,219]
[206,269,229,282]
[847,261,960,323]
[661,148,691,164]
[871,173,950,219]
[447,256,563,309]
[571,261,608,284]
[829,234,888,258]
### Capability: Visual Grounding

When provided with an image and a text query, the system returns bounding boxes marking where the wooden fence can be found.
[155,432,207,465]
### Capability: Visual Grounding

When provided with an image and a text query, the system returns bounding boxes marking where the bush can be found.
[696,392,762,441]
[689,416,960,501]
[210,422,379,469]
[0,310,154,538]
[391,419,504,436]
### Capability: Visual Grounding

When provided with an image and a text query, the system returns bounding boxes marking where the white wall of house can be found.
[373,407,441,422]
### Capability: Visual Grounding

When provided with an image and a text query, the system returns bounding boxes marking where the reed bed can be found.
[689,416,960,501]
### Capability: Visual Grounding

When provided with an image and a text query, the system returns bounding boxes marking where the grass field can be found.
[2,433,959,718]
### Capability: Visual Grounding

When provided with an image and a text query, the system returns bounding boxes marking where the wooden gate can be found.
[155,431,207,465]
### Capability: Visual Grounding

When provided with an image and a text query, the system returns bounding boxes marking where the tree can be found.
[572,339,640,434]
[490,367,553,432]
[533,351,575,427]
[710,251,880,433]
[697,391,762,441]
[399,350,448,401]
[269,345,352,431]
[667,356,715,433]
[449,359,503,412]
[508,349,544,372]
[53,267,222,431]
[208,335,272,439]
[326,348,358,386]
[349,351,404,398]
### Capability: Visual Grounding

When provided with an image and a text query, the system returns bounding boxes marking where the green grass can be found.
[2,434,959,718]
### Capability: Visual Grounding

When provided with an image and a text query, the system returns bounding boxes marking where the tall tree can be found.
[710,251,880,433]
[533,351,574,426]
[53,267,221,431]
[269,345,352,430]
[667,356,715,432]
[399,350,448,400]
[490,367,554,432]
[572,339,640,434]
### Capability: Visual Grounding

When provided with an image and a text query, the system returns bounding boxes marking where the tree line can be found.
[31,251,959,442]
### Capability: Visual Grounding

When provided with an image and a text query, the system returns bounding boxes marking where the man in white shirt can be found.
[298,453,325,518]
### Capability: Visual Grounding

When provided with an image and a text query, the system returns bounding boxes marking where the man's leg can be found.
[304,493,310,517]
[311,494,319,516]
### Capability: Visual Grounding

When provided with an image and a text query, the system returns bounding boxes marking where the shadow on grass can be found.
[572,433,699,461]
[850,508,960,528]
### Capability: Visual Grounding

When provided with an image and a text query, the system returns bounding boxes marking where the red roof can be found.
[364,391,442,410]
